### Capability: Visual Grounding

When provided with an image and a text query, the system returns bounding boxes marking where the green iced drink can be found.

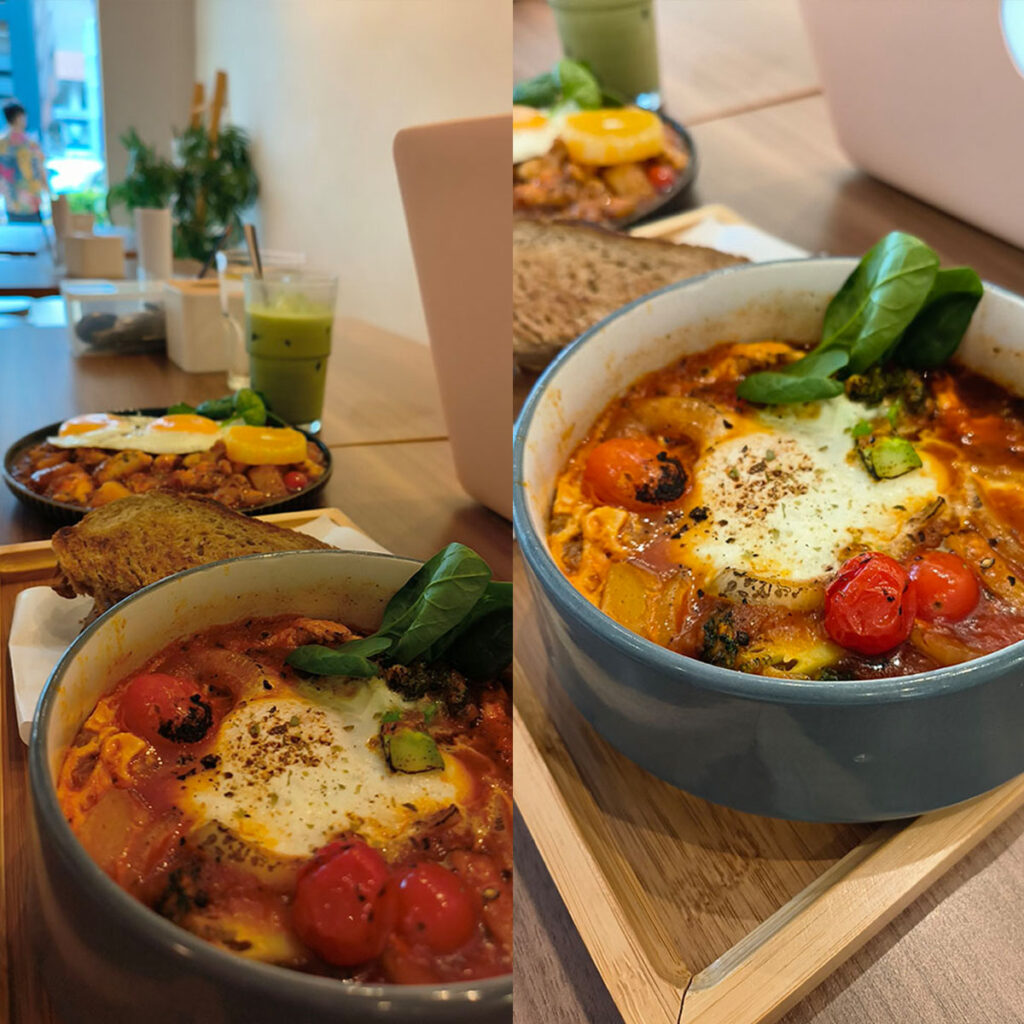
[244,273,337,427]
[549,0,660,106]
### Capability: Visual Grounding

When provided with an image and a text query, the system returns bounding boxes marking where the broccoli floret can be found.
[844,365,928,412]
[700,609,750,669]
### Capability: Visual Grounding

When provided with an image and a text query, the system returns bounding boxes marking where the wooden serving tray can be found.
[0,507,363,1024]
[513,206,1024,1023]
[514,559,1024,1024]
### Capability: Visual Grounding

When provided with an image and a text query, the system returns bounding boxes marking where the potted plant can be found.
[107,123,259,275]
[107,128,177,280]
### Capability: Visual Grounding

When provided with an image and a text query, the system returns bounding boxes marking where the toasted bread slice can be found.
[513,217,748,372]
[52,493,333,614]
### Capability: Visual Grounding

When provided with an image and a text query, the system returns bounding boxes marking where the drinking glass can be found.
[243,271,337,433]
[548,0,661,109]
[216,248,306,390]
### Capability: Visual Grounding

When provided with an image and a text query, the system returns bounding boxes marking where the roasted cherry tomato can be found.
[293,840,398,966]
[908,551,979,622]
[582,437,688,513]
[824,552,917,656]
[398,862,477,954]
[120,673,214,746]
[646,164,676,192]
[283,470,309,492]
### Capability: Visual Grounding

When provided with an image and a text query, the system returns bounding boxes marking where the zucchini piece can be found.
[383,726,444,773]
[859,436,922,479]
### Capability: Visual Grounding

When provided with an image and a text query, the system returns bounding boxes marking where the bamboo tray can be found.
[0,507,363,1024]
[513,206,1024,1024]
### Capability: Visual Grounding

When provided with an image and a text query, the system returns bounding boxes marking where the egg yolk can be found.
[57,413,125,437]
[561,107,664,165]
[145,414,221,435]
[513,105,549,132]
[224,425,307,465]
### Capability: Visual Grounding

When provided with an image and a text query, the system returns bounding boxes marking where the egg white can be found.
[49,415,223,456]
[180,677,467,857]
[513,110,565,164]
[673,395,946,595]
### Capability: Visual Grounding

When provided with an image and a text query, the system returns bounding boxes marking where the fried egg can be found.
[513,104,561,164]
[49,413,224,456]
[672,395,947,600]
[180,676,471,857]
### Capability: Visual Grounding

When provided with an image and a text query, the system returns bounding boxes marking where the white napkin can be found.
[9,513,389,745]
[674,216,811,263]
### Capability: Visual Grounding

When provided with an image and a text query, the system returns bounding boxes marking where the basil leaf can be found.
[736,372,844,405]
[195,395,235,419]
[819,232,939,373]
[336,635,393,659]
[447,610,513,681]
[285,645,379,678]
[782,348,849,378]
[894,267,983,369]
[380,543,492,664]
[513,70,560,108]
[557,59,602,109]
[166,401,195,415]
[423,580,512,664]
[232,387,268,426]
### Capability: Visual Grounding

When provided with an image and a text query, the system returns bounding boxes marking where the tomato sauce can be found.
[57,615,512,984]
[548,341,1024,679]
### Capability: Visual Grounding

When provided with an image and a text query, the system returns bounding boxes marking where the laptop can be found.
[394,114,511,520]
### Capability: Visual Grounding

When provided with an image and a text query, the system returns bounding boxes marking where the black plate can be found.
[513,109,699,230]
[614,112,698,229]
[2,408,333,525]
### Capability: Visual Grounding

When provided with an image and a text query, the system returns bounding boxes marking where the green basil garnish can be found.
[285,543,511,681]
[893,267,984,369]
[285,645,379,677]
[818,232,939,373]
[738,232,981,406]
[512,58,603,112]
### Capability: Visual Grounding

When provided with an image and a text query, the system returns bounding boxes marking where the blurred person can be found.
[0,102,48,223]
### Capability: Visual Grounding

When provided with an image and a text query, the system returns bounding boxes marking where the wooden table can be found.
[0,317,511,1023]
[515,3,1024,1023]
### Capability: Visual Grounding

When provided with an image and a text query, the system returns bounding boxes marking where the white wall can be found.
[194,0,509,342]
[97,0,196,215]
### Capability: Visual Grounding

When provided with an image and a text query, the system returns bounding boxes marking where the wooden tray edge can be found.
[514,637,1024,1024]
[628,203,748,241]
[681,774,1024,1023]
[512,701,686,1024]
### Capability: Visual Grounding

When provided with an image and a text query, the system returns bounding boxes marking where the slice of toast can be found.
[52,493,333,614]
[513,217,748,372]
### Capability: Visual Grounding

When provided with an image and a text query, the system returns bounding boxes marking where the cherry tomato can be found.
[824,552,917,656]
[120,673,214,746]
[293,840,398,966]
[908,551,979,622]
[283,470,308,493]
[582,437,688,513]
[398,862,477,954]
[646,164,676,191]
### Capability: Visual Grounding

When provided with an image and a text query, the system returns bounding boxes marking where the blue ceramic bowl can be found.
[29,550,512,1023]
[514,257,1024,822]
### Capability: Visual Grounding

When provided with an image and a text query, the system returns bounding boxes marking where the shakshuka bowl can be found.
[514,257,1024,823]
[28,549,512,1024]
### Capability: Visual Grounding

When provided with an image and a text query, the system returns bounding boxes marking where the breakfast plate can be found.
[2,408,333,524]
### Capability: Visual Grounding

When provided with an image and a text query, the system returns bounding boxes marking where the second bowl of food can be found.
[30,548,511,1023]
[514,243,1024,821]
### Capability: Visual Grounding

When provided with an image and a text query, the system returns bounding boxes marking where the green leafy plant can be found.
[513,58,607,109]
[286,543,513,681]
[106,128,177,212]
[171,123,258,264]
[107,123,259,264]
[64,187,110,225]
[738,232,983,405]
